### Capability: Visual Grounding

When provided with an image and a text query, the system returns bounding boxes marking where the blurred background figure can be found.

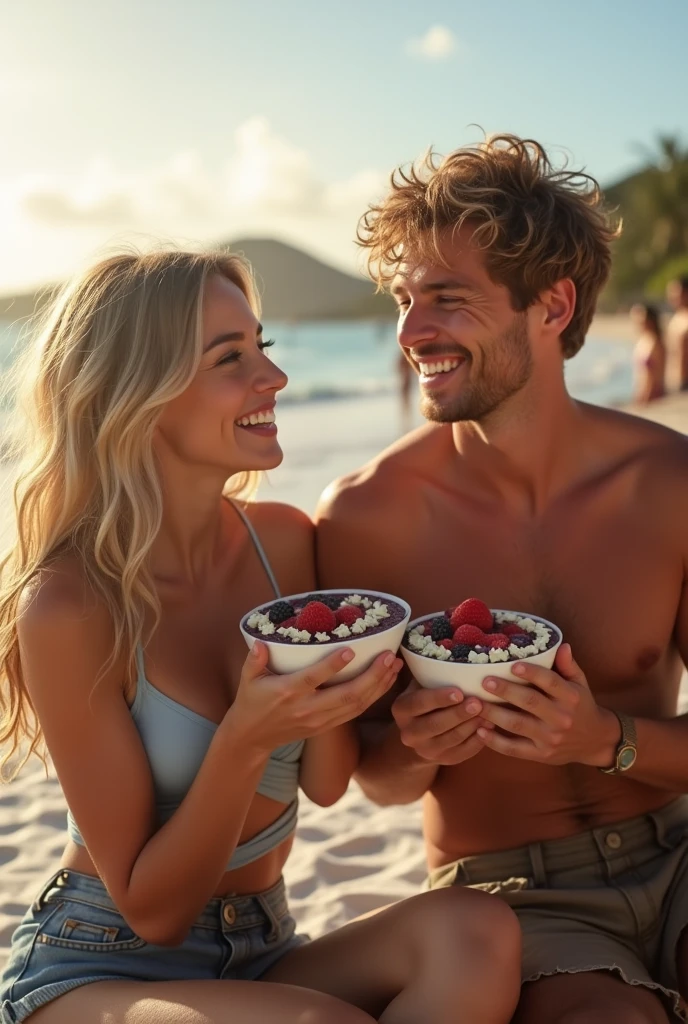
[666,276,688,393]
[631,303,666,403]
[397,350,414,434]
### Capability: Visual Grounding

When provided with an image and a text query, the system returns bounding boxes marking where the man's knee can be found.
[558,1008,660,1024]
[515,973,670,1024]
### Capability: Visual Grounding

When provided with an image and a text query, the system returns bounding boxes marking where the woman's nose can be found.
[255,358,288,394]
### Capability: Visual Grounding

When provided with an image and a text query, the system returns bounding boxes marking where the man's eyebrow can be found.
[390,278,472,297]
[419,279,472,294]
[204,324,263,353]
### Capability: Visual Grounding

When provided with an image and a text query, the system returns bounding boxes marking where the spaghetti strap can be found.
[228,499,282,598]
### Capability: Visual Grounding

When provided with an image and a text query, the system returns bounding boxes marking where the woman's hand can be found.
[223,641,403,753]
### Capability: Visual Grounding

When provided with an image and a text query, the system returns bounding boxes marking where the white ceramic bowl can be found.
[400,609,562,703]
[240,589,411,684]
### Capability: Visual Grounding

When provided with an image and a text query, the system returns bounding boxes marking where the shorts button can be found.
[605,831,622,850]
[223,904,236,926]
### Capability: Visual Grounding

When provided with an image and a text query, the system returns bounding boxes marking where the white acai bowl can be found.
[400,609,563,703]
[240,589,411,684]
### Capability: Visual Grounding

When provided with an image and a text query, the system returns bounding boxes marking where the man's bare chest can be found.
[371,495,682,695]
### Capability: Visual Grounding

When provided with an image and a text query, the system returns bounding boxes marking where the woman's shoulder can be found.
[233,500,315,594]
[18,554,112,648]
[236,499,314,546]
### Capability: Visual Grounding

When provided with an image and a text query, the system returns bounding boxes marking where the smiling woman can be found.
[0,246,521,1024]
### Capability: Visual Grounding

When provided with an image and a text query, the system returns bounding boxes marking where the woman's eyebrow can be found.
[204,325,263,353]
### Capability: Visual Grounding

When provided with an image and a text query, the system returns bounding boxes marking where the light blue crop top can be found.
[67,501,305,870]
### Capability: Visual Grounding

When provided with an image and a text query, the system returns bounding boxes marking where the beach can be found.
[1,380,687,971]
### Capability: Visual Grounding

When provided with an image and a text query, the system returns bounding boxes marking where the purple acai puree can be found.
[243,592,408,646]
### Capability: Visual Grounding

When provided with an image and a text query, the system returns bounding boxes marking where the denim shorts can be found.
[1,869,308,1023]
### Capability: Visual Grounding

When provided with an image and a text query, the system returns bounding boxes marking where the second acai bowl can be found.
[401,598,562,702]
[241,589,411,683]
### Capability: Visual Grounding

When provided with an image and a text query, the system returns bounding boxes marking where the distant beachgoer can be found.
[0,249,520,1024]
[666,275,688,392]
[631,303,666,403]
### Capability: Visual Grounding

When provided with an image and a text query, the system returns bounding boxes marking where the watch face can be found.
[619,746,637,770]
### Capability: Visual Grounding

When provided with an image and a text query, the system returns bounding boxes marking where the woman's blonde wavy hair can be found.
[0,247,260,778]
[358,133,620,358]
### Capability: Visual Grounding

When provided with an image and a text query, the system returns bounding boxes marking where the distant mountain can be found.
[0,238,394,323]
[226,238,394,321]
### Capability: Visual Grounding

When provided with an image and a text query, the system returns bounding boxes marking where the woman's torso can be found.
[634,332,665,401]
[61,499,309,896]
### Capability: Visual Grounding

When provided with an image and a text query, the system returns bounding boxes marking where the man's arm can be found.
[315,477,486,806]
[355,716,440,806]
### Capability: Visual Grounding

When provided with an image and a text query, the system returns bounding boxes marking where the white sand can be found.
[1,386,686,972]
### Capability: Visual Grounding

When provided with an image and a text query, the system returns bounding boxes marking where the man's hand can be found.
[476,644,620,767]
[392,680,486,766]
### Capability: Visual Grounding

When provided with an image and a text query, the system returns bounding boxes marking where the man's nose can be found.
[397,306,440,349]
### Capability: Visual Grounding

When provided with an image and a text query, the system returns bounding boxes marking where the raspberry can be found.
[295,601,337,634]
[430,617,453,642]
[303,593,341,611]
[501,623,526,637]
[453,624,486,646]
[336,605,365,627]
[438,639,454,650]
[268,600,295,625]
[450,598,493,633]
[281,616,297,629]
[451,643,473,660]
[486,633,510,649]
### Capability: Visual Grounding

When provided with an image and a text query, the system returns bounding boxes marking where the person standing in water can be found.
[632,302,666,403]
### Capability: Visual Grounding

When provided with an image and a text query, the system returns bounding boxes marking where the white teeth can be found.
[236,410,276,427]
[418,359,460,376]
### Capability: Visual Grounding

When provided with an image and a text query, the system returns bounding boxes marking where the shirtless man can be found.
[316,135,688,1023]
[666,276,688,392]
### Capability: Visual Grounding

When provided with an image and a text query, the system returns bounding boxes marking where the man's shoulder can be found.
[316,422,445,522]
[586,402,688,484]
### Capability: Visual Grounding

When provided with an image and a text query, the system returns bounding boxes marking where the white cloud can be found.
[406,25,458,61]
[0,119,389,292]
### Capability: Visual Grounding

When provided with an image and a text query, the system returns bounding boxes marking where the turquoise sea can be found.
[0,316,635,411]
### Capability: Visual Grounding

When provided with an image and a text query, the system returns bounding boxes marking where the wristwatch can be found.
[599,712,637,775]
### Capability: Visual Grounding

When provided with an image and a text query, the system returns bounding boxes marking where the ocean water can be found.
[0,316,635,411]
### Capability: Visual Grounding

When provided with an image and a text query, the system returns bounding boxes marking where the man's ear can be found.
[539,279,576,340]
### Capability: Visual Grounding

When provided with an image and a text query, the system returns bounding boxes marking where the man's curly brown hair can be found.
[358,134,620,358]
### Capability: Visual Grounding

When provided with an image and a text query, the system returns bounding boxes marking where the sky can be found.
[1,0,687,293]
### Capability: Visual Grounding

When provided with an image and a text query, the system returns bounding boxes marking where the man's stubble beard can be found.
[420,313,533,424]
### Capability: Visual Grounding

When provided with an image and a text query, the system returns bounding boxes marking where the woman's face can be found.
[156,274,288,476]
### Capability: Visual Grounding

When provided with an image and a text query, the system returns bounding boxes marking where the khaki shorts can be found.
[428,797,688,1021]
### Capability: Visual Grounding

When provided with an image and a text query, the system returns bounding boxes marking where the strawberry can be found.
[486,633,510,649]
[438,639,454,650]
[452,624,486,646]
[295,601,337,634]
[336,605,365,627]
[450,598,493,633]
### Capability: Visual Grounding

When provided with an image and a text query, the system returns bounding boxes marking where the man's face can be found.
[392,226,533,424]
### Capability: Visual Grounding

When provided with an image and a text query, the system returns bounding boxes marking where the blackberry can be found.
[268,600,296,625]
[451,643,473,661]
[430,616,453,642]
[510,634,533,648]
[303,593,341,611]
